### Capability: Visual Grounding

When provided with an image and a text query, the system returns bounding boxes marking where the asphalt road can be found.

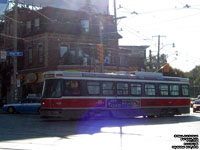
[0,109,199,150]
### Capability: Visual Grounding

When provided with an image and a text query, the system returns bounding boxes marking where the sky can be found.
[109,0,200,72]
[1,0,200,72]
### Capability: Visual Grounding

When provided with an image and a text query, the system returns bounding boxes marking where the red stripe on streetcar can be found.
[141,99,190,107]
[42,99,106,109]
[42,98,190,109]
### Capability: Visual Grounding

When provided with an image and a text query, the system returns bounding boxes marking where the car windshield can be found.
[195,101,200,104]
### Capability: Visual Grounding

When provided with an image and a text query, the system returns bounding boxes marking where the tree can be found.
[146,54,167,72]
[163,67,186,78]
[185,66,200,97]
[146,53,186,77]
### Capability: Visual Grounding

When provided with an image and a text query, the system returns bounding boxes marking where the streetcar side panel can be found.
[40,72,190,119]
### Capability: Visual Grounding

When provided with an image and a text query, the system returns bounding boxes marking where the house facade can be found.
[0,5,148,103]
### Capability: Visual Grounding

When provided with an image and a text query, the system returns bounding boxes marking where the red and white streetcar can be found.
[40,71,190,119]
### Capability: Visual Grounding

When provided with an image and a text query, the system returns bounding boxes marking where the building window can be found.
[28,47,33,64]
[38,44,44,63]
[26,21,31,33]
[119,54,128,66]
[34,18,40,30]
[60,45,68,57]
[80,20,89,33]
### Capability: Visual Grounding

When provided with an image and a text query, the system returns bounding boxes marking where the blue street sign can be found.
[6,51,23,56]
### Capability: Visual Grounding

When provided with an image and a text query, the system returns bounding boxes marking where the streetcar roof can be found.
[43,71,189,83]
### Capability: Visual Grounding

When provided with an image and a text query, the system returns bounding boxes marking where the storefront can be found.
[18,72,44,98]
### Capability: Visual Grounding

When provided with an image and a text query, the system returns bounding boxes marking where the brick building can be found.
[0,6,148,102]
[119,46,148,71]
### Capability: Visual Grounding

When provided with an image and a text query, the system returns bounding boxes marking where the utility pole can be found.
[114,0,117,26]
[13,0,18,101]
[153,35,166,71]
[157,35,161,70]
[113,0,126,29]
[149,49,152,71]
[113,0,126,71]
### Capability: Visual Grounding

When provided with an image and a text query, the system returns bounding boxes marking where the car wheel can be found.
[193,109,196,113]
[7,107,15,114]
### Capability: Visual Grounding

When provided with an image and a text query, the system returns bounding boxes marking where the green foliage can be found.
[146,54,167,72]
[186,66,200,85]
[147,53,186,77]
[163,67,186,78]
[185,66,200,97]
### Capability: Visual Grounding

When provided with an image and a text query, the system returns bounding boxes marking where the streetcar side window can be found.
[159,84,169,96]
[169,84,179,96]
[130,83,142,96]
[63,80,81,96]
[182,85,189,96]
[145,84,156,96]
[102,82,115,96]
[43,79,62,98]
[117,82,129,96]
[87,81,100,95]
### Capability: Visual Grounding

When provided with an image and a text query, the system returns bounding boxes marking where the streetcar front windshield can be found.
[43,79,63,98]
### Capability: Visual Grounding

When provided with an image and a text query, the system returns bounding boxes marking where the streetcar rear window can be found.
[102,82,115,96]
[87,81,100,95]
[130,83,142,96]
[117,82,128,96]
[145,84,156,96]
[43,79,62,98]
[159,84,169,96]
[182,85,189,96]
[170,85,179,96]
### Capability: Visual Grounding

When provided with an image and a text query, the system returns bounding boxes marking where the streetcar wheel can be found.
[147,115,155,118]
[7,107,15,114]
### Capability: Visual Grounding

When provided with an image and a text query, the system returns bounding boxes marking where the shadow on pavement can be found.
[0,113,199,142]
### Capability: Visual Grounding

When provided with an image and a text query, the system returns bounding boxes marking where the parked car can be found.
[193,100,200,113]
[190,98,197,107]
[2,97,41,114]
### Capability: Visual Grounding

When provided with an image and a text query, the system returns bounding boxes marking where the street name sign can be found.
[6,51,23,56]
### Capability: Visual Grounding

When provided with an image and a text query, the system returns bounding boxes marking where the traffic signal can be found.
[97,44,104,63]
[163,63,170,72]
